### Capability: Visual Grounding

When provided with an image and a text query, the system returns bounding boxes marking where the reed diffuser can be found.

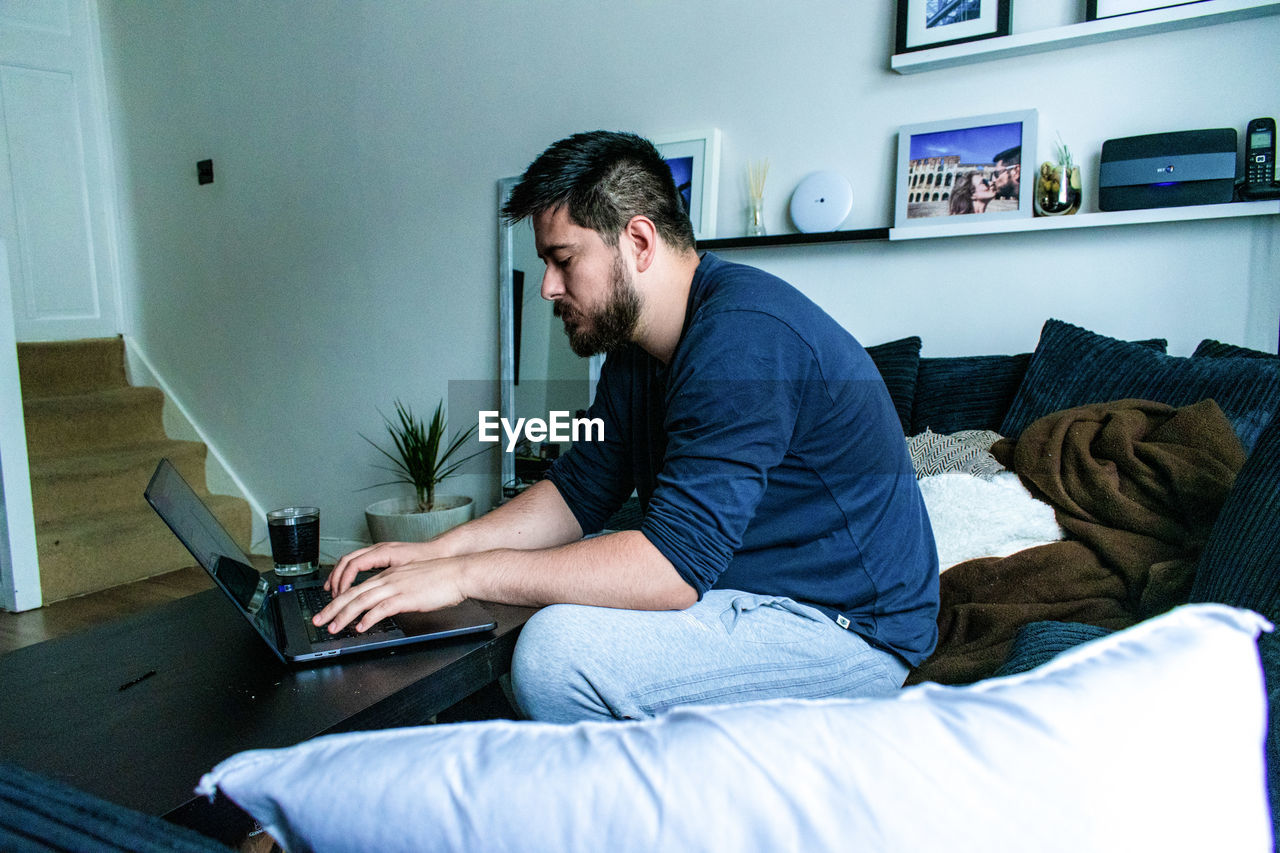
[746,159,770,237]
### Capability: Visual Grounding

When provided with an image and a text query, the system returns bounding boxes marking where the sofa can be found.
[869,316,1280,833]
[190,317,1280,852]
[7,317,1232,851]
[862,317,1280,685]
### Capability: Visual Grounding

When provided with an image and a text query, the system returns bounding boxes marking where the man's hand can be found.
[324,540,442,597]
[313,482,584,636]
[314,553,467,635]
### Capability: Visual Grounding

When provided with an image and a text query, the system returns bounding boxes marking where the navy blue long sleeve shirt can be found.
[546,253,938,666]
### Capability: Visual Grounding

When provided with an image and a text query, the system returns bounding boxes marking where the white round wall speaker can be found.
[789,171,853,233]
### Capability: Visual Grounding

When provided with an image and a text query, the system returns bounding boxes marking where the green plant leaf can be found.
[361,397,492,512]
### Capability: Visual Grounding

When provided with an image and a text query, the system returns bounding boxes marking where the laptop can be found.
[144,458,496,664]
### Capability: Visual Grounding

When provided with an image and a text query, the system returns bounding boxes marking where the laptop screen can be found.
[144,459,283,655]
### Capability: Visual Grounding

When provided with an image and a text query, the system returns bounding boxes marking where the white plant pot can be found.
[365,495,474,543]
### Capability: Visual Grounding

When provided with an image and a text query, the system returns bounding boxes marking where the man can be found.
[992,145,1021,200]
[315,131,939,723]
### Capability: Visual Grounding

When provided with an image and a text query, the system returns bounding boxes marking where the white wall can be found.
[96,0,1280,547]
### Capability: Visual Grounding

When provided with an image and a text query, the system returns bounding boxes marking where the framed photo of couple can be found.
[895,0,1011,54]
[893,109,1037,230]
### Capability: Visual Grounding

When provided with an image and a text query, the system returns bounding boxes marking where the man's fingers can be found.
[326,545,389,595]
[313,578,386,632]
[327,561,361,596]
[325,548,364,593]
[352,597,403,634]
[329,583,408,635]
[312,555,462,635]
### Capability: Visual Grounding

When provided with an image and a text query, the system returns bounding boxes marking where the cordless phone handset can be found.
[1241,117,1277,198]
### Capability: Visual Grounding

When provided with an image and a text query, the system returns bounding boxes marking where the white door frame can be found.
[0,238,40,611]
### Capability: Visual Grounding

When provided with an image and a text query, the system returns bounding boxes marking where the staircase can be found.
[17,337,254,603]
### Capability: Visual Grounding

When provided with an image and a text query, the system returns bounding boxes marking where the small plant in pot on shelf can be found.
[1034,134,1082,217]
[362,399,488,543]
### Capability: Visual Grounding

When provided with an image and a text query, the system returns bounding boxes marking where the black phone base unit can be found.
[1099,128,1238,212]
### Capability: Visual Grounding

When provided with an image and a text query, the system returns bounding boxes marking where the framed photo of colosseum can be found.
[893,109,1037,230]
[895,0,1012,54]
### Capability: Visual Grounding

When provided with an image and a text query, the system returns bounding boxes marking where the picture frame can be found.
[894,109,1037,229]
[652,129,721,240]
[1085,0,1206,20]
[895,0,1012,54]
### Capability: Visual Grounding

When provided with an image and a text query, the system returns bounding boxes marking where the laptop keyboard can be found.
[299,586,400,644]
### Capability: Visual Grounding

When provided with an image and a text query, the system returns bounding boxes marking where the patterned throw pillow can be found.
[907,429,1005,480]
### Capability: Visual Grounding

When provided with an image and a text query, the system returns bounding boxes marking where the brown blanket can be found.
[908,398,1246,686]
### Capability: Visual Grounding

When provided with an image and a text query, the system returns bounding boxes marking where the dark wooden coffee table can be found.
[0,586,534,842]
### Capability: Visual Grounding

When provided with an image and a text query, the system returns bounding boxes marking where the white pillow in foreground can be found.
[200,604,1273,853]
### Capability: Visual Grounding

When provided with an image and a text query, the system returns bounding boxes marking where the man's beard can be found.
[553,253,642,357]
[995,170,1019,198]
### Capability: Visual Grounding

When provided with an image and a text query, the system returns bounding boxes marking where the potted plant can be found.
[362,399,488,543]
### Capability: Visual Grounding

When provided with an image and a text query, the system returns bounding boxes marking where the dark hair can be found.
[949,170,976,215]
[993,145,1021,166]
[502,131,696,251]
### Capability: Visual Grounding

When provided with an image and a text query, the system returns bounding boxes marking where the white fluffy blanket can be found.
[918,471,1064,571]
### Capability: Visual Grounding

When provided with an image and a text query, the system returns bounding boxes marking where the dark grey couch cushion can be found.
[1189,409,1280,841]
[993,621,1114,678]
[1001,319,1280,451]
[865,336,921,434]
[1190,403,1280,621]
[1193,339,1278,360]
[912,354,1030,435]
[913,335,1166,437]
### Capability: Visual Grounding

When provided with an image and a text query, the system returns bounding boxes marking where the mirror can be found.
[498,177,603,497]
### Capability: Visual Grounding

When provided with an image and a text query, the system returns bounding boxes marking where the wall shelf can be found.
[891,0,1280,74]
[889,199,1280,240]
[705,201,1278,249]
[699,228,889,250]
